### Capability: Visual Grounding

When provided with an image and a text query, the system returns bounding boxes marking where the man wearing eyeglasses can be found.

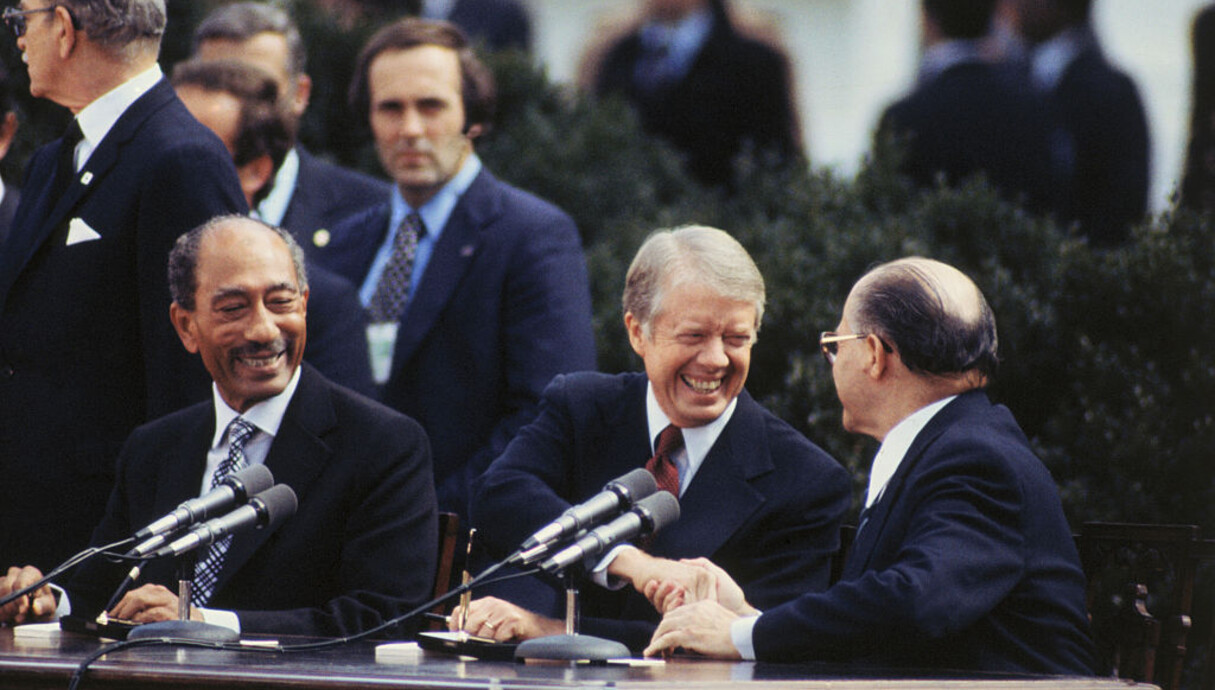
[646,257,1095,676]
[0,0,246,572]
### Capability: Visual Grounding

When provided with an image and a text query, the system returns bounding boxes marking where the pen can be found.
[457,528,475,641]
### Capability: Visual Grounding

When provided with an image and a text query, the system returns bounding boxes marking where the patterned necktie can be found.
[646,425,684,498]
[193,417,257,606]
[367,213,425,323]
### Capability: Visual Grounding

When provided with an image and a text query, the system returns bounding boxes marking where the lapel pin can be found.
[460,244,475,257]
[81,172,93,185]
[313,229,331,248]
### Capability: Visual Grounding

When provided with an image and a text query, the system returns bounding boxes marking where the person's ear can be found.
[170,302,200,354]
[625,312,647,359]
[237,154,275,206]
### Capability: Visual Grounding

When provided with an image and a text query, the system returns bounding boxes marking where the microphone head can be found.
[609,467,658,503]
[254,484,298,530]
[223,464,275,500]
[635,491,680,534]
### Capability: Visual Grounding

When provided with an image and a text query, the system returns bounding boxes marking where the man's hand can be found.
[643,600,744,660]
[108,584,202,623]
[609,548,717,612]
[659,557,757,615]
[447,596,564,642]
[0,566,55,624]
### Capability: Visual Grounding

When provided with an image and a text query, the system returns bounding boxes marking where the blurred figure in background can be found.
[1180,3,1215,213]
[193,2,389,244]
[581,0,802,189]
[877,0,1059,214]
[420,0,532,53]
[1009,0,1149,246]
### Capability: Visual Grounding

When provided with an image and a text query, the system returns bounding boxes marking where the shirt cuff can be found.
[197,607,241,634]
[589,544,637,590]
[730,614,760,661]
[51,583,71,618]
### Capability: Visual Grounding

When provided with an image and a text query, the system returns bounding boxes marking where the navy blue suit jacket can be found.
[878,60,1059,214]
[0,181,19,248]
[753,391,1095,675]
[472,372,850,653]
[278,146,389,243]
[70,365,438,638]
[0,79,247,571]
[310,167,596,517]
[1047,41,1150,246]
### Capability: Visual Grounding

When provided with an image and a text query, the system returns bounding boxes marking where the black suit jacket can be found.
[70,365,438,638]
[878,60,1059,213]
[1047,39,1150,246]
[0,79,247,571]
[594,14,799,187]
[472,372,851,653]
[278,146,389,244]
[311,167,596,517]
[753,392,1095,675]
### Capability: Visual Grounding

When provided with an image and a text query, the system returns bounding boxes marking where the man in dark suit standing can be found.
[310,18,596,517]
[1010,0,1149,246]
[449,226,850,654]
[588,0,801,188]
[193,2,390,245]
[646,257,1095,676]
[0,0,247,572]
[876,0,1059,214]
[1,215,437,638]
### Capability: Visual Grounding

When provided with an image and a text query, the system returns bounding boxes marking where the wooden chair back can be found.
[1075,522,1201,689]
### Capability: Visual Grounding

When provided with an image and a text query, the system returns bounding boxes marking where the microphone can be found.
[538,491,680,574]
[510,468,658,565]
[132,465,275,542]
[151,484,298,559]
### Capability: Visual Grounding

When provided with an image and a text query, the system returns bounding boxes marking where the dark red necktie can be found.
[646,424,683,498]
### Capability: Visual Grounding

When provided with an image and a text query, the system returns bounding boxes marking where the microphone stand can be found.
[127,554,238,643]
[513,570,629,663]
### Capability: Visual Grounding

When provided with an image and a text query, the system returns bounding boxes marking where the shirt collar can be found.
[388,153,482,242]
[255,147,301,227]
[865,395,958,508]
[1030,24,1099,92]
[74,64,162,163]
[917,39,985,85]
[210,366,302,448]
[644,380,737,475]
[639,6,714,78]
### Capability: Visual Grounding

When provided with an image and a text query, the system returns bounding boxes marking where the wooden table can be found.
[0,626,1158,690]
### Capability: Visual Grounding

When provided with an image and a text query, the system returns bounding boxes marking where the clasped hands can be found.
[0,565,202,626]
[447,548,754,659]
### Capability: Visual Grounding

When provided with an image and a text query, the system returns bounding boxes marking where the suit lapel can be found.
[650,392,769,558]
[841,393,983,577]
[388,169,497,378]
[215,367,335,588]
[2,81,175,294]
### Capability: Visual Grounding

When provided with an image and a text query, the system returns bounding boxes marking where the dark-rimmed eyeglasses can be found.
[819,331,892,366]
[3,5,60,38]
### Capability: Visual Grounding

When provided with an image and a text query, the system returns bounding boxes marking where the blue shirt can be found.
[358,154,483,306]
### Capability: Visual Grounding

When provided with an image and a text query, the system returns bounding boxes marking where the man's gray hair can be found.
[168,214,309,311]
[62,0,165,55]
[623,225,765,335]
[194,2,307,78]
